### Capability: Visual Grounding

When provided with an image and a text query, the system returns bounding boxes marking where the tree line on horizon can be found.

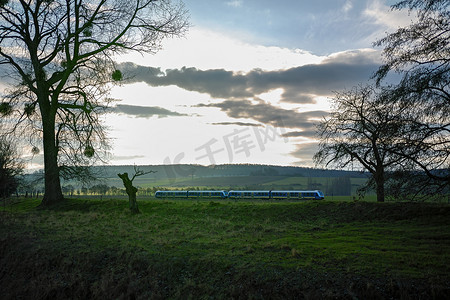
[12,174,360,199]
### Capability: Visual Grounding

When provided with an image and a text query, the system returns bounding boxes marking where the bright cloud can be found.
[115,28,324,72]
[364,0,415,31]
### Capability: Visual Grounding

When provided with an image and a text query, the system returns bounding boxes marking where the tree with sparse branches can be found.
[314,85,411,202]
[374,0,450,184]
[0,0,188,206]
[118,165,156,214]
[316,0,449,202]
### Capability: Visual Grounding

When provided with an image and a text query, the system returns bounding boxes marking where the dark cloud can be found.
[119,50,380,104]
[163,68,250,99]
[117,50,376,137]
[111,104,187,118]
[120,63,250,99]
[290,143,320,165]
[281,130,317,138]
[209,122,263,127]
[197,99,327,130]
[244,61,377,103]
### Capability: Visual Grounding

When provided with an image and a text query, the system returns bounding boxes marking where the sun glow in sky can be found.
[8,0,414,169]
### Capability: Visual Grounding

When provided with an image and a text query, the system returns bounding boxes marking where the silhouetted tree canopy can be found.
[374,0,449,184]
[316,1,449,201]
[314,85,410,202]
[0,0,188,206]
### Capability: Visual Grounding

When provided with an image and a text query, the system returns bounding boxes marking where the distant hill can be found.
[96,164,368,180]
[91,164,370,195]
[22,164,371,196]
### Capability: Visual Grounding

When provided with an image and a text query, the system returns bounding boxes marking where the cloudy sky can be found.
[103,0,414,168]
[19,0,413,169]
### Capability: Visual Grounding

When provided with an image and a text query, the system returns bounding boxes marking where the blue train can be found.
[154,190,227,199]
[154,190,324,200]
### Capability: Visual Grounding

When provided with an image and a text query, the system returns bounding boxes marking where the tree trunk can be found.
[118,173,139,214]
[374,171,385,203]
[40,105,64,206]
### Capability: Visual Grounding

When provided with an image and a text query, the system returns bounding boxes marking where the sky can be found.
[24,0,415,169]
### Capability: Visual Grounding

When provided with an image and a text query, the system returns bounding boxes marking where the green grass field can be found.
[105,175,369,193]
[1,197,449,299]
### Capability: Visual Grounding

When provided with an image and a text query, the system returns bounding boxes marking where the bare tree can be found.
[315,1,449,202]
[118,165,155,214]
[0,0,188,206]
[314,85,410,202]
[374,0,450,184]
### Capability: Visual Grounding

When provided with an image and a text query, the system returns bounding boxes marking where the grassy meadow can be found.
[1,196,449,299]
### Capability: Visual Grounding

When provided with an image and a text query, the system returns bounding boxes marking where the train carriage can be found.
[227,190,324,200]
[155,190,227,199]
[271,190,324,200]
[300,190,325,200]
[227,190,271,199]
[154,191,188,198]
[155,190,324,200]
[188,190,228,199]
